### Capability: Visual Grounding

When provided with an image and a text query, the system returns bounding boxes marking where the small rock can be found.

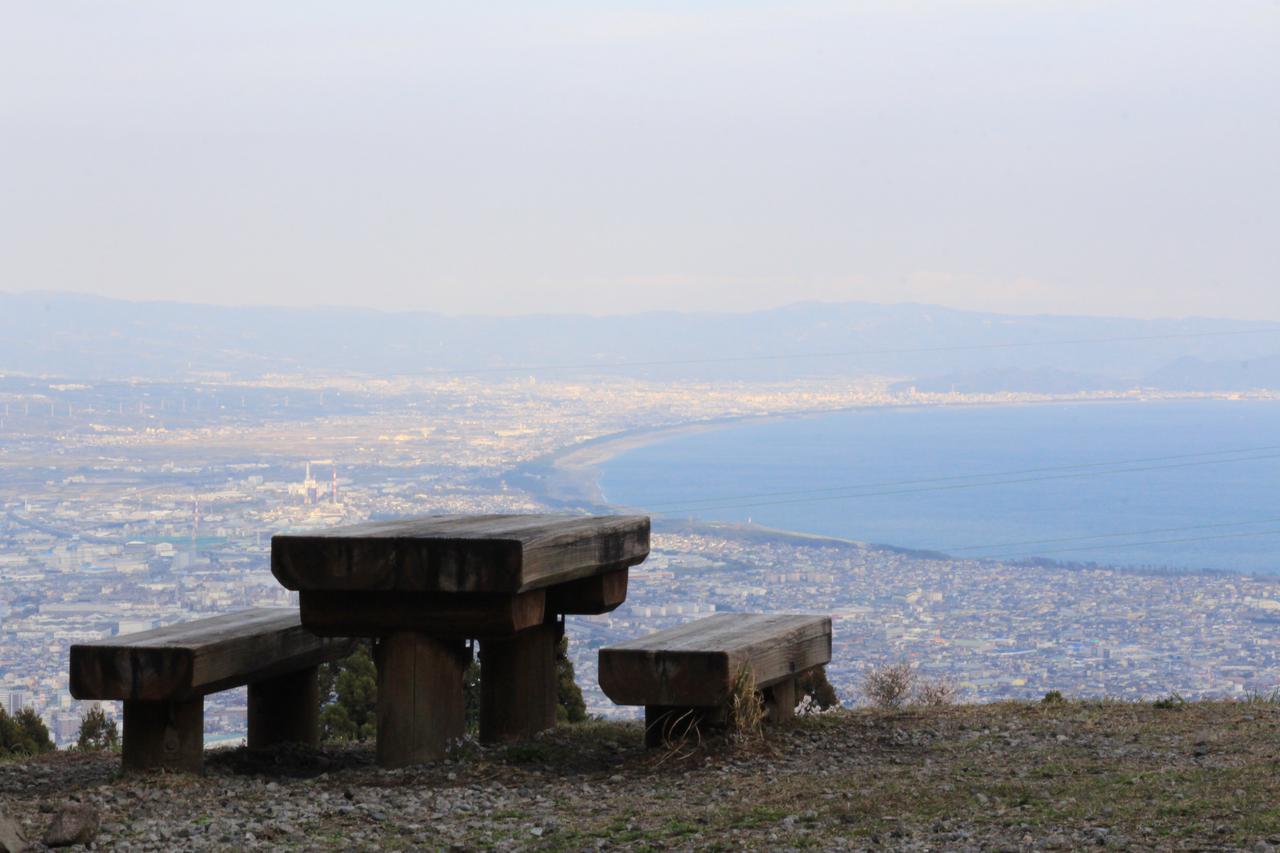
[0,808,27,853]
[530,826,544,837]
[43,803,100,848]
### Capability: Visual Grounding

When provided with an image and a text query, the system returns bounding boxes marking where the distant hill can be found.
[2,291,1279,385]
[889,367,1130,395]
[1140,354,1280,391]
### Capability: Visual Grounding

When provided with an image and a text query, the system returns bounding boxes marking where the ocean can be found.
[597,400,1280,575]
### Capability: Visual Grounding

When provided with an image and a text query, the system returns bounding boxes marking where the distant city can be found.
[2,365,1278,745]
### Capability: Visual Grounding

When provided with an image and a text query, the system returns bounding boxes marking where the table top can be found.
[271,513,650,595]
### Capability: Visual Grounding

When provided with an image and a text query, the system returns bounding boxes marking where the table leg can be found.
[478,620,559,743]
[375,632,467,767]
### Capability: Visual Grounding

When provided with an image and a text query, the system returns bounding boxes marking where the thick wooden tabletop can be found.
[70,608,354,702]
[272,513,650,595]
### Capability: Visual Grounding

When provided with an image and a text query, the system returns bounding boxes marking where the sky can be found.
[1,1,1277,318]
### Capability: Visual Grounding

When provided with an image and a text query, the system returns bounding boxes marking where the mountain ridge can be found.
[3,291,1279,386]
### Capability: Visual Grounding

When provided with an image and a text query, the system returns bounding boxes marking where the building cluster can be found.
[568,532,1280,715]
[1,373,1278,744]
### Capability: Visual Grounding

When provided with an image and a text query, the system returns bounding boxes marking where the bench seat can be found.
[599,613,832,745]
[70,608,354,772]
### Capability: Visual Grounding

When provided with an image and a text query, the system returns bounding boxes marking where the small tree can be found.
[0,705,18,757]
[796,665,840,710]
[76,706,119,751]
[0,704,54,757]
[556,635,587,724]
[319,643,377,743]
[861,662,915,710]
[914,676,959,707]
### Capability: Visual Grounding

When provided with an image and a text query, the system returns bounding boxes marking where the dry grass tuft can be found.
[914,676,959,707]
[649,709,703,768]
[727,665,766,746]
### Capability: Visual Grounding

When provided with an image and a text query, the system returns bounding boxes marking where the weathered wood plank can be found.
[479,621,559,743]
[271,514,650,594]
[546,569,628,616]
[599,614,832,708]
[375,632,467,767]
[70,608,354,701]
[298,589,546,638]
[121,698,203,773]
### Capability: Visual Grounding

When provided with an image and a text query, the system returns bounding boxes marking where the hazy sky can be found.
[2,2,1277,318]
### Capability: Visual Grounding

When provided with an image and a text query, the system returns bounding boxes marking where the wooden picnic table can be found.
[271,514,649,767]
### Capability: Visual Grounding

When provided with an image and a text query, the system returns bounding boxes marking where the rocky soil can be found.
[2,700,1280,851]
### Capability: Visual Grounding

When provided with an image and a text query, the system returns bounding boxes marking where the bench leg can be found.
[122,698,204,773]
[763,677,798,722]
[375,632,467,768]
[247,666,320,750]
[479,620,559,743]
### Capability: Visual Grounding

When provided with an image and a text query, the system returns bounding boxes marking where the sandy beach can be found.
[533,411,820,507]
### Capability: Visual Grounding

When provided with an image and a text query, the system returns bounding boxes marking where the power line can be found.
[436,326,1280,376]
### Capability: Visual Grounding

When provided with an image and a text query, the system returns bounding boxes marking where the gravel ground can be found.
[3,700,1280,851]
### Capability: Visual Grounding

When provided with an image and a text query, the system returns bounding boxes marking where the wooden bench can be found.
[599,613,832,746]
[70,608,354,772]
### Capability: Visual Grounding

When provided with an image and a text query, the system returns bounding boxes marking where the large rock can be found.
[42,803,99,848]
[0,809,26,853]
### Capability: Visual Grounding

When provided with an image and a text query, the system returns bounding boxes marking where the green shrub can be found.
[319,642,377,742]
[556,635,587,724]
[75,706,119,751]
[319,633,589,742]
[0,704,54,758]
[796,666,840,710]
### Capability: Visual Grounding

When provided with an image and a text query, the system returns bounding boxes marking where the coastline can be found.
[531,392,1278,511]
[539,414,792,506]
[518,394,1280,579]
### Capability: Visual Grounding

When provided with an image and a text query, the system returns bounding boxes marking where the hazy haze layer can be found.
[2,2,1276,317]
[2,293,1279,383]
